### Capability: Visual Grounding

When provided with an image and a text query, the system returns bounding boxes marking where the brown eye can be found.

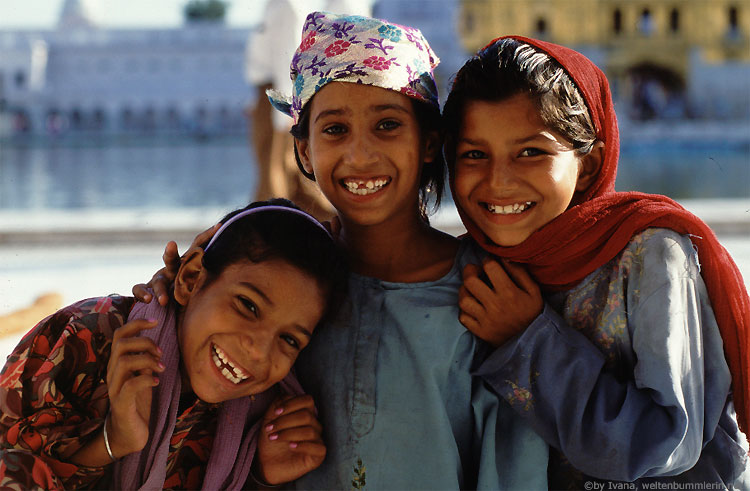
[239,297,258,317]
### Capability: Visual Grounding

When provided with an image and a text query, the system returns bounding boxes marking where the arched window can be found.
[535,18,548,36]
[613,9,623,34]
[639,8,654,36]
[14,70,25,89]
[669,8,680,32]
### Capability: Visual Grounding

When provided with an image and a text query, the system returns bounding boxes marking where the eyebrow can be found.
[293,325,313,340]
[458,132,555,146]
[239,281,273,306]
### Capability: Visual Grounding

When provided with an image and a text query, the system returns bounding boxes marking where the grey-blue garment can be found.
[476,228,750,489]
[294,238,548,490]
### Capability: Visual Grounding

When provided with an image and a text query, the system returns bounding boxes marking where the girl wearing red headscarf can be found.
[443,36,750,488]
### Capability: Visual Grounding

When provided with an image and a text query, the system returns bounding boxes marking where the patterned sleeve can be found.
[474,230,733,481]
[0,296,133,490]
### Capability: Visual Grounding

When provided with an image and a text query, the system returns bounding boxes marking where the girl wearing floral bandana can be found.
[137,11,550,490]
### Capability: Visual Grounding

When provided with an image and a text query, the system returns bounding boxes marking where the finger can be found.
[481,258,516,291]
[458,312,481,332]
[150,271,172,307]
[462,263,482,280]
[109,353,164,394]
[462,271,494,301]
[267,425,322,444]
[113,319,159,342]
[270,394,316,417]
[458,291,486,321]
[117,372,160,400]
[500,259,540,295]
[162,241,181,273]
[265,409,321,436]
[110,336,163,362]
[190,223,220,249]
[132,283,153,303]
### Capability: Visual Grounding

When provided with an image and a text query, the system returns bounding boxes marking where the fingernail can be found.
[153,377,159,385]
[158,362,166,370]
[265,424,274,432]
[269,433,278,441]
[289,442,298,449]
[157,347,163,355]
[275,407,283,415]
[147,318,157,323]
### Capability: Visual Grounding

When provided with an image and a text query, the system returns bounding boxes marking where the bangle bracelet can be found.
[103,414,117,462]
[249,466,282,488]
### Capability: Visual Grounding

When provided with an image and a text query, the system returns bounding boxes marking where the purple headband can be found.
[205,205,332,251]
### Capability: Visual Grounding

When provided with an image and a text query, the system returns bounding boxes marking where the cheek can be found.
[453,167,478,205]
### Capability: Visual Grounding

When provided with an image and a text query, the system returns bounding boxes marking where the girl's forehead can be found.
[310,82,413,112]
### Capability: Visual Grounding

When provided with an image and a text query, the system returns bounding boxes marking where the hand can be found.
[256,394,326,485]
[458,258,543,347]
[105,319,165,458]
[132,224,219,306]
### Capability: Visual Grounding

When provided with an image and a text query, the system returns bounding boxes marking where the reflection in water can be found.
[0,137,748,210]
[0,137,255,210]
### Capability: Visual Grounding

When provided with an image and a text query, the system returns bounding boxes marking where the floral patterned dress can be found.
[477,229,749,489]
[0,296,217,490]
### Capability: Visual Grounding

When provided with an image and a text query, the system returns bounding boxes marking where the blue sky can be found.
[0,0,271,29]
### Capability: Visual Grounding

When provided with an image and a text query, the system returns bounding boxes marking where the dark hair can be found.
[443,38,597,168]
[290,94,446,220]
[201,198,348,321]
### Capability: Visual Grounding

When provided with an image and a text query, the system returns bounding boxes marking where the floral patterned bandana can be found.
[267,11,440,124]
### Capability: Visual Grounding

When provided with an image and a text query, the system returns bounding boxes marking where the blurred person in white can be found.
[245,0,371,221]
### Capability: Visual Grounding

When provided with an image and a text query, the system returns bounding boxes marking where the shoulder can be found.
[14,296,135,354]
[621,228,699,279]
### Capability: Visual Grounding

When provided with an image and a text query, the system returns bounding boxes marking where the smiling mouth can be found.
[341,177,391,196]
[483,201,535,215]
[211,344,251,385]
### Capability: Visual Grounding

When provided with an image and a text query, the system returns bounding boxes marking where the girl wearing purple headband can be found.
[0,199,347,489]
[137,12,548,489]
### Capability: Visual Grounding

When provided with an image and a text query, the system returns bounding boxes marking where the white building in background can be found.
[372,0,469,103]
[0,0,251,137]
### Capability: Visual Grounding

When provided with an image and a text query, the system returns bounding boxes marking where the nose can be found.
[488,157,519,190]
[239,332,272,376]
[342,129,378,168]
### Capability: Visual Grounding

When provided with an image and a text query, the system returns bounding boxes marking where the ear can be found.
[575,141,604,192]
[173,248,205,307]
[294,138,314,175]
[422,130,440,164]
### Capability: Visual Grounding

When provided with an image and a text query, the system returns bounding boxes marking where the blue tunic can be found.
[294,239,548,490]
[477,228,750,488]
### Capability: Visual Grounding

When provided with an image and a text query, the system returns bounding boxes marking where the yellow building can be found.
[458,1,750,119]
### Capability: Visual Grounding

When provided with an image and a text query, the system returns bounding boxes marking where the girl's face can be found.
[453,93,599,247]
[175,255,325,403]
[295,83,438,228]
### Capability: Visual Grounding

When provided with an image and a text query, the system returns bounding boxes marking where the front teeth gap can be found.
[486,201,534,214]
[344,178,388,195]
[211,345,248,384]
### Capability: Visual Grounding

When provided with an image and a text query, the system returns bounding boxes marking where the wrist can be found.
[250,460,282,489]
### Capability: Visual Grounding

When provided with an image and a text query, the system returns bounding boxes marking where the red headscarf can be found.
[451,35,750,437]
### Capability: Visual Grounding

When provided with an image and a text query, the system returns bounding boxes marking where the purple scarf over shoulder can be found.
[112,299,304,490]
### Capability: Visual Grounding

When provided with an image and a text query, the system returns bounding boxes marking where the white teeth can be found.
[343,178,388,195]
[212,345,249,384]
[487,201,533,215]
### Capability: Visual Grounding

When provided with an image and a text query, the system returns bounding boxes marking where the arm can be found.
[0,298,131,487]
[475,232,727,481]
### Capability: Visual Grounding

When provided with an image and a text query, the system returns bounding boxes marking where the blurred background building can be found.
[0,0,249,138]
[459,0,750,122]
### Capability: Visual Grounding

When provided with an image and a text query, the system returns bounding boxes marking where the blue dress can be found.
[294,238,548,490]
[477,228,750,489]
